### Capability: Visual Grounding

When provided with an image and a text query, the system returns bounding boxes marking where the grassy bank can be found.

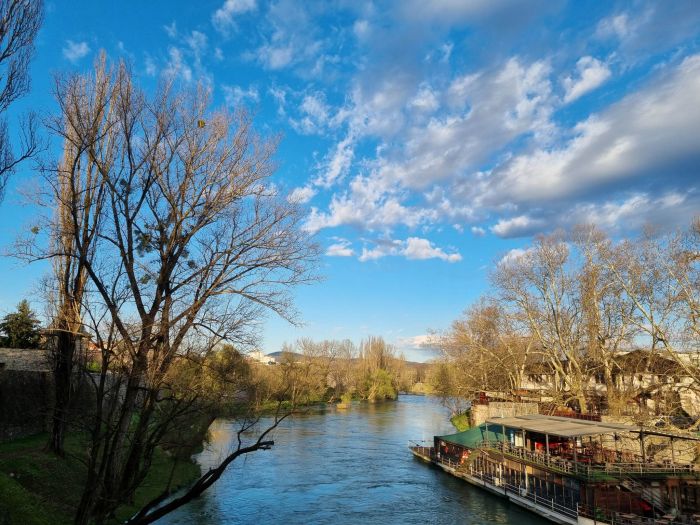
[0,433,200,525]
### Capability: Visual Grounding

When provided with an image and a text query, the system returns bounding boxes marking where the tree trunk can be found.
[47,330,77,455]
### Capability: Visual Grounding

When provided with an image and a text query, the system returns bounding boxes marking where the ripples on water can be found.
[161,395,549,525]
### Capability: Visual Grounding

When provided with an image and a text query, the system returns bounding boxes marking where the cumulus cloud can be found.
[233,2,700,250]
[287,186,317,204]
[62,40,90,63]
[562,56,611,103]
[304,175,434,234]
[304,56,556,235]
[404,237,462,262]
[212,0,257,34]
[480,55,700,210]
[290,92,331,134]
[491,215,545,238]
[595,13,630,40]
[498,247,534,267]
[243,1,326,74]
[326,238,354,257]
[358,237,461,263]
[222,85,259,108]
[410,84,440,112]
[314,134,354,188]
[396,334,436,349]
[255,45,294,69]
[186,30,208,57]
[162,47,192,82]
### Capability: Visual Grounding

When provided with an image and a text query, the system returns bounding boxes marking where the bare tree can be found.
[594,223,700,425]
[39,60,113,455]
[0,0,43,199]
[25,55,318,525]
[492,233,596,412]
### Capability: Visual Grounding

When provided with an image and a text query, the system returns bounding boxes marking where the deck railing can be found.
[476,440,698,479]
[409,441,696,525]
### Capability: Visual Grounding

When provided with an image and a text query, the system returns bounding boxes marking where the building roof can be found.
[485,414,700,441]
[486,414,637,438]
[437,425,506,448]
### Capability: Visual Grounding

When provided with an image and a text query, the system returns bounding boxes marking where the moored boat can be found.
[410,414,700,525]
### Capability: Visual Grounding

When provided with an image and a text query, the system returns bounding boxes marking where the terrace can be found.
[482,414,700,480]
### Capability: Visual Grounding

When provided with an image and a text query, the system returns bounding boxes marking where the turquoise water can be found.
[160,395,549,524]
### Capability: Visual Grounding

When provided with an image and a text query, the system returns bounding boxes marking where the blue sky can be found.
[1,0,699,361]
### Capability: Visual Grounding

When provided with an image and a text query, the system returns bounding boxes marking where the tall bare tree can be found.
[39,60,113,455]
[0,0,43,199]
[26,55,318,524]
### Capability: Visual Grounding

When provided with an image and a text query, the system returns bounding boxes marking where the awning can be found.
[485,414,637,438]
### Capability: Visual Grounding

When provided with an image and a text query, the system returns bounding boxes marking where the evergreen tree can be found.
[0,300,42,348]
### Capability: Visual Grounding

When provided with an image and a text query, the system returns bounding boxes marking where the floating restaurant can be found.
[410,414,700,525]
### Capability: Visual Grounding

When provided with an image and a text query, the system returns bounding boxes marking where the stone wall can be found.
[0,348,50,372]
[470,401,539,427]
[0,369,52,441]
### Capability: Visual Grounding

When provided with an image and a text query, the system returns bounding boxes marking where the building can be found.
[245,350,276,365]
[506,349,700,419]
[411,414,700,524]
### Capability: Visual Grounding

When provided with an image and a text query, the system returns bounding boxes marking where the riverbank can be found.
[0,433,200,525]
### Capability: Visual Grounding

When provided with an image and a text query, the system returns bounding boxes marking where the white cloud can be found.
[212,0,257,34]
[566,191,693,233]
[396,334,436,349]
[410,84,439,112]
[440,42,453,63]
[562,56,611,103]
[358,239,402,261]
[304,174,434,234]
[358,237,461,263]
[62,40,90,63]
[353,19,370,40]
[256,45,294,69]
[301,56,557,236]
[287,186,316,204]
[164,21,178,38]
[162,47,192,82]
[314,134,354,188]
[479,55,700,210]
[290,92,331,134]
[595,13,630,40]
[491,215,545,238]
[326,238,354,257]
[222,85,259,108]
[144,56,157,76]
[404,237,462,262]
[471,226,486,236]
[186,30,208,57]
[498,247,534,267]
[241,1,326,75]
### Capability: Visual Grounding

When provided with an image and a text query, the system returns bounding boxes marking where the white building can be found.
[246,350,276,365]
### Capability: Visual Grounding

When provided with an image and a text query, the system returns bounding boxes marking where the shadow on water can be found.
[160,395,550,525]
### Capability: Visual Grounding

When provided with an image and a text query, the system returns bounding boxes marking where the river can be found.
[161,395,550,524]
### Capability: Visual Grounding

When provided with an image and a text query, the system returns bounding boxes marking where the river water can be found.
[161,395,549,524]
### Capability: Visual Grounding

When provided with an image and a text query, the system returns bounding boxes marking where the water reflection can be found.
[161,395,549,525]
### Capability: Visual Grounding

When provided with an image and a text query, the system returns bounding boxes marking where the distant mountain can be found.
[266,351,303,360]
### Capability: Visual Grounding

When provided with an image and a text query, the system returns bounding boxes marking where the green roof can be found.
[437,425,507,448]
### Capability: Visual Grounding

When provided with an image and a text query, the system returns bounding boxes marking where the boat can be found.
[410,414,700,525]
